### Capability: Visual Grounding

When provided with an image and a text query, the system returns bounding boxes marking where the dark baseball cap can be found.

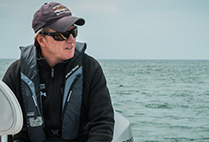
[32,2,85,33]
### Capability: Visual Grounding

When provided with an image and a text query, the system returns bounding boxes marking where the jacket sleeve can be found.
[83,55,115,142]
[2,60,22,103]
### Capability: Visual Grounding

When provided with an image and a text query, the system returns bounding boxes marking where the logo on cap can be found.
[53,5,71,16]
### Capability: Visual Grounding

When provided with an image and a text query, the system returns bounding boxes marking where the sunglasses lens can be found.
[62,32,71,39]
[72,28,78,38]
[55,28,78,41]
[54,33,67,41]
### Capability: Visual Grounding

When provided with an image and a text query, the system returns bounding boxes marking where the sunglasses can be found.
[41,26,78,41]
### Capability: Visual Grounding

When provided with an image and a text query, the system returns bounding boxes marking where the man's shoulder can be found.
[82,53,105,79]
[2,59,21,87]
[83,54,101,68]
[7,59,20,70]
[4,59,21,78]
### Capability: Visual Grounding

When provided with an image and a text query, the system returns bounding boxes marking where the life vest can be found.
[20,42,86,142]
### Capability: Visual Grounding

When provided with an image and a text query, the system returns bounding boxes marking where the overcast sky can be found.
[0,0,208,59]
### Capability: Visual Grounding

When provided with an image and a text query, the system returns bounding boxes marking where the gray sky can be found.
[0,0,208,59]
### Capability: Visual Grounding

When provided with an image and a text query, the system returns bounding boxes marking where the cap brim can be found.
[48,16,85,32]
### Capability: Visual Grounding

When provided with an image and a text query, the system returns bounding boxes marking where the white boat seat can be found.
[0,80,23,136]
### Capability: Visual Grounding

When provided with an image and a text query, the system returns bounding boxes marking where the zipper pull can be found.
[67,90,72,102]
[51,68,54,78]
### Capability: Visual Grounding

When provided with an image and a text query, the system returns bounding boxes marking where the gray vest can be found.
[20,42,86,142]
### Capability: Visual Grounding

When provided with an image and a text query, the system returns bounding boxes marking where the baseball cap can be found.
[32,2,85,33]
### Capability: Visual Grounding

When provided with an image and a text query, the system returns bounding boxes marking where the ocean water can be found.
[1,59,209,142]
[98,60,209,142]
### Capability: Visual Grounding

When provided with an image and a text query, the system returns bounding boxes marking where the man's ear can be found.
[36,34,46,47]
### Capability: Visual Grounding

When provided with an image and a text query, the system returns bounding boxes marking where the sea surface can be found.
[1,59,209,142]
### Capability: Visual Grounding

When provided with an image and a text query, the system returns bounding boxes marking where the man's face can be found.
[41,26,76,65]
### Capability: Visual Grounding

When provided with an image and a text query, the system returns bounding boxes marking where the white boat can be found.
[0,80,133,142]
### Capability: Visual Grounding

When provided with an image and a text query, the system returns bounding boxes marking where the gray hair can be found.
[34,27,49,47]
[35,27,49,36]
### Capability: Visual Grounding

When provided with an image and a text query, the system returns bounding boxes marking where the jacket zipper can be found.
[62,74,82,119]
[22,81,41,116]
[51,68,54,78]
[67,74,81,101]
[67,90,73,102]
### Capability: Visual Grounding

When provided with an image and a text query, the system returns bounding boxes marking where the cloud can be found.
[70,1,120,16]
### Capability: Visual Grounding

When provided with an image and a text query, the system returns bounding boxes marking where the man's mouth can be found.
[66,47,73,50]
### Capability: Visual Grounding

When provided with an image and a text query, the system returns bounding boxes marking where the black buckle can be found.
[50,129,60,137]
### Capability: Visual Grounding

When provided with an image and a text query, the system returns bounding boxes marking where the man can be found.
[3,2,114,142]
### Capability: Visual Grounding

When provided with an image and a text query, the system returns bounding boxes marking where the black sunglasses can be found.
[41,26,78,41]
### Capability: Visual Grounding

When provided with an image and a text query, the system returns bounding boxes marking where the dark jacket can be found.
[3,43,114,142]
